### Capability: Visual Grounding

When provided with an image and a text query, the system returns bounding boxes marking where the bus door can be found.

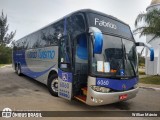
[73,33,88,95]
[58,35,73,100]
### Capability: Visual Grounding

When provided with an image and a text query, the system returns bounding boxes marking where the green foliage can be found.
[140,76,160,85]
[134,9,160,42]
[0,10,15,64]
[0,10,16,46]
[139,71,145,75]
[138,53,145,66]
[0,64,6,67]
[0,45,12,64]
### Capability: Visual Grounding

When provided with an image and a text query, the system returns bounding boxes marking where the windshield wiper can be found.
[123,46,136,76]
[129,60,136,76]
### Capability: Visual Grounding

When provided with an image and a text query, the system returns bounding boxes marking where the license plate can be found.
[119,94,128,100]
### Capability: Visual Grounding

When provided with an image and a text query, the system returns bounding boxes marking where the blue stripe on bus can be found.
[22,64,56,79]
[96,77,138,91]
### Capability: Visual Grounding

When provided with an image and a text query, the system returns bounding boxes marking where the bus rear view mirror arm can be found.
[136,42,154,61]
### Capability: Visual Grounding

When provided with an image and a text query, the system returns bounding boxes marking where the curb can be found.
[139,86,160,91]
[0,65,11,68]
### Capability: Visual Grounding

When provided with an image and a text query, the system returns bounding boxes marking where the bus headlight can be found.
[91,86,110,93]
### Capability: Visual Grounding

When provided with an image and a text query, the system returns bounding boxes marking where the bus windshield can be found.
[91,35,138,78]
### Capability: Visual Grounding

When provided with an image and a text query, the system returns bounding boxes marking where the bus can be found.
[12,9,154,106]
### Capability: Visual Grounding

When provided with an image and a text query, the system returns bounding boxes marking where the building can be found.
[145,0,160,75]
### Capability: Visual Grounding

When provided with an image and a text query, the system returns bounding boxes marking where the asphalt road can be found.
[0,65,159,120]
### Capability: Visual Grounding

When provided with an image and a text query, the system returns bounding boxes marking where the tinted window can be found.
[16,19,65,50]
[27,34,38,49]
[16,38,25,50]
[41,20,64,46]
[122,39,138,75]
[23,37,29,49]
[68,14,85,38]
[59,36,72,72]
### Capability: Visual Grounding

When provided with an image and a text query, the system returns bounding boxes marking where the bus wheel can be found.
[48,75,58,97]
[17,65,22,76]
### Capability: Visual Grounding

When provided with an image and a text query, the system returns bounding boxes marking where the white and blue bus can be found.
[12,9,154,106]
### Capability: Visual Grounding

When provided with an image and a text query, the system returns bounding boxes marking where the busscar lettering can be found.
[95,18,117,30]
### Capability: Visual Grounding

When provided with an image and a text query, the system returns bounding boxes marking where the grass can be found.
[139,71,145,75]
[0,64,10,67]
[0,64,6,67]
[140,76,160,85]
[139,63,145,67]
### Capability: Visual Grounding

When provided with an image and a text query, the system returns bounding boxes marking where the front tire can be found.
[48,75,58,97]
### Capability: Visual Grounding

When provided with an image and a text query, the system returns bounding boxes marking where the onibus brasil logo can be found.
[2,108,12,118]
[1,107,42,118]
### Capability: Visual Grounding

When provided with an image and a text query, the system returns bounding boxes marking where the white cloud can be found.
[0,0,151,42]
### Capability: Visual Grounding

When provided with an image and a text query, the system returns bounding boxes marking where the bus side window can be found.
[59,36,71,71]
[67,13,85,39]
[72,15,85,30]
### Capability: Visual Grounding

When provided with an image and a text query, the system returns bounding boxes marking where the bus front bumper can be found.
[86,87,139,106]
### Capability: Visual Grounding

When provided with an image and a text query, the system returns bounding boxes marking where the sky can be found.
[0,0,151,45]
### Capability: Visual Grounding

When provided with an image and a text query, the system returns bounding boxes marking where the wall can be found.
[145,3,160,75]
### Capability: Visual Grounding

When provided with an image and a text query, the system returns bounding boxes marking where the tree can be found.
[0,45,12,64]
[134,9,160,43]
[138,53,145,66]
[0,10,16,64]
[0,10,16,46]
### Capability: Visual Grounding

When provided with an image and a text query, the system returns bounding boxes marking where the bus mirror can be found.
[150,48,154,61]
[93,32,103,54]
[89,27,103,54]
[136,42,154,61]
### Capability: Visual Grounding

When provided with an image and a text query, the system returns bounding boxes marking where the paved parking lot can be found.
[0,65,159,120]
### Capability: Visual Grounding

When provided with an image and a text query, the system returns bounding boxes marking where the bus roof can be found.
[16,9,131,42]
